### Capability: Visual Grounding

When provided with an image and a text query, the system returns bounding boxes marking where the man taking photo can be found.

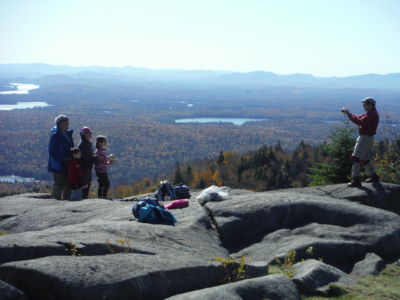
[341,97,380,187]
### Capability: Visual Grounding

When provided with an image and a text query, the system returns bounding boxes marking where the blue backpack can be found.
[132,200,177,226]
[139,197,161,207]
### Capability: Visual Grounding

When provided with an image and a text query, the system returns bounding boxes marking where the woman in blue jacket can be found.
[48,115,74,200]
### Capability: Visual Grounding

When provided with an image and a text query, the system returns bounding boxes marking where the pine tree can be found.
[196,177,206,188]
[274,141,283,152]
[299,139,306,150]
[310,125,356,185]
[173,162,185,184]
[216,150,225,166]
[184,166,193,185]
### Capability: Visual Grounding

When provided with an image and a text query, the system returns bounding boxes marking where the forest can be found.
[1,76,400,192]
[112,127,400,198]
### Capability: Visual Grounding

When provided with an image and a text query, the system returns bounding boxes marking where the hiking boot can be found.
[348,177,361,188]
[365,173,380,183]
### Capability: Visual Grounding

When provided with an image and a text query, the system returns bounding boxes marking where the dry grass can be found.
[303,265,400,300]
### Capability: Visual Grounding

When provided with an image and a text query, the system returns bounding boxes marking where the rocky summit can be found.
[0,183,399,300]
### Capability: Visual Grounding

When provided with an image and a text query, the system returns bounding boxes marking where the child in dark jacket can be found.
[78,126,94,199]
[94,136,115,199]
[68,148,87,201]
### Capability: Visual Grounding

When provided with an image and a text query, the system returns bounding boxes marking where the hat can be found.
[360,97,376,105]
[55,114,69,125]
[80,126,92,135]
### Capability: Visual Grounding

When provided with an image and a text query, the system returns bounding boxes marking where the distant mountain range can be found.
[0,63,399,90]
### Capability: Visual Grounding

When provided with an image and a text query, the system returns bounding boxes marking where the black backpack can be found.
[155,181,191,201]
[173,183,191,199]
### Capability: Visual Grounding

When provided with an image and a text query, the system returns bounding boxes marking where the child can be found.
[78,126,94,199]
[68,147,87,201]
[94,135,115,199]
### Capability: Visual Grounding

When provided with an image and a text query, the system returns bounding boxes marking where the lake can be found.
[175,118,269,126]
[0,83,40,95]
[0,175,35,183]
[0,102,50,110]
[0,83,50,110]
[321,120,399,127]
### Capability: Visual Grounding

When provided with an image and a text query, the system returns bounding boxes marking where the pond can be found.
[0,83,50,110]
[175,117,269,126]
[0,102,50,110]
[0,83,40,95]
[0,175,36,183]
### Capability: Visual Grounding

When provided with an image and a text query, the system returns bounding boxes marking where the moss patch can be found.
[302,265,400,300]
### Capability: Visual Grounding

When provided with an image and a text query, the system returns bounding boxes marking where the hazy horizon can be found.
[1,62,399,79]
[1,0,400,77]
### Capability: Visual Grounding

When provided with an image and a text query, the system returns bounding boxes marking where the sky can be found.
[1,0,399,76]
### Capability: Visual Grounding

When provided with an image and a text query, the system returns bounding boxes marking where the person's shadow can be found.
[358,182,389,209]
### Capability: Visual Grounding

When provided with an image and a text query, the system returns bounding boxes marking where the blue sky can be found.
[1,0,399,76]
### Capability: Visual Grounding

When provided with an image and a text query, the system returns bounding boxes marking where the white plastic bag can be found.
[196,185,230,204]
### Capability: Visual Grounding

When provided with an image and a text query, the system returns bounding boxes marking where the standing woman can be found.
[78,126,94,199]
[48,115,74,200]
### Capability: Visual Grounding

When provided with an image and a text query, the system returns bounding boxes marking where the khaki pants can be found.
[52,173,71,200]
[351,135,375,178]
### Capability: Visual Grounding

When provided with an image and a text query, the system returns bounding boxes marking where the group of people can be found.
[47,115,115,200]
[47,97,380,200]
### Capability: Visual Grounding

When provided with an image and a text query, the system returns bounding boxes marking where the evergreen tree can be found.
[274,141,283,152]
[184,166,193,185]
[275,170,285,188]
[289,151,302,177]
[196,177,206,188]
[216,150,225,166]
[296,140,306,152]
[310,125,356,185]
[173,162,185,184]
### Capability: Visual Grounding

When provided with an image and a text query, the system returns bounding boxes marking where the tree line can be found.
[112,125,400,198]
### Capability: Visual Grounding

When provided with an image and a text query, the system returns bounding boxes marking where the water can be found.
[0,83,49,110]
[0,102,50,110]
[321,120,399,127]
[175,117,268,126]
[321,120,341,124]
[0,83,40,95]
[0,175,35,183]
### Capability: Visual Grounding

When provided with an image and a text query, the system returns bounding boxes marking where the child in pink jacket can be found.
[94,135,115,198]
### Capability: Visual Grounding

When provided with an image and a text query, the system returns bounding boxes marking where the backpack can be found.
[132,201,177,225]
[156,181,177,201]
[139,197,162,207]
[132,198,161,218]
[173,184,191,199]
[156,181,191,201]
